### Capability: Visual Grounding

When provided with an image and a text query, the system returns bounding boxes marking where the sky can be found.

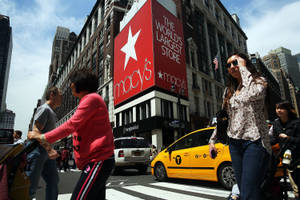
[1,0,300,139]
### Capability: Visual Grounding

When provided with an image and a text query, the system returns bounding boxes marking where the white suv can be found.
[114,137,151,174]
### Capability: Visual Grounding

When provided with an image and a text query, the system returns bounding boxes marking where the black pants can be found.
[71,157,115,200]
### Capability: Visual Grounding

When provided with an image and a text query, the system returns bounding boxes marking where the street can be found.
[34,168,231,200]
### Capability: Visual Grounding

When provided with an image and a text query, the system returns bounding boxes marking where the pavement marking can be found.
[123,185,214,200]
[58,194,72,199]
[106,189,144,200]
[150,182,230,198]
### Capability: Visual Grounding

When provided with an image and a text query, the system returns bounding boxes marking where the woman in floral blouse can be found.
[209,52,271,200]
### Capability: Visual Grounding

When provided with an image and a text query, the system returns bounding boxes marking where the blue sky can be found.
[1,0,300,139]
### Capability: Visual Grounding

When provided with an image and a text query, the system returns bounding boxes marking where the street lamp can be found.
[171,84,185,138]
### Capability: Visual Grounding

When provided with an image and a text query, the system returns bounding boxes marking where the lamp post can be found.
[171,84,184,138]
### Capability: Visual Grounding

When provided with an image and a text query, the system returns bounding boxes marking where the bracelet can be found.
[41,134,47,143]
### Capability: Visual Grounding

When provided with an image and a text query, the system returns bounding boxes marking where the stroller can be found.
[0,131,39,200]
[262,143,299,200]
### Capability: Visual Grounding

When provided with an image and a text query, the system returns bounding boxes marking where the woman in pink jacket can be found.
[28,68,115,200]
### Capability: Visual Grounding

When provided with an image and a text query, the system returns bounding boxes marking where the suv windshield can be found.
[115,138,149,149]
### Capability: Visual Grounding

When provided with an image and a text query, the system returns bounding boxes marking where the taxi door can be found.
[163,135,194,179]
[189,129,223,180]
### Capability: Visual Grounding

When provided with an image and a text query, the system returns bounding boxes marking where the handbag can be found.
[216,109,229,144]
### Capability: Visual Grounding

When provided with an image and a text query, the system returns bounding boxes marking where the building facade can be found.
[48,26,77,85]
[263,52,300,117]
[0,109,15,129]
[263,53,291,101]
[47,0,248,151]
[0,15,12,112]
[269,47,300,89]
[180,0,247,131]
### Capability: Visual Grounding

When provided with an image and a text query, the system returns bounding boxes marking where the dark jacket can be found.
[272,118,300,160]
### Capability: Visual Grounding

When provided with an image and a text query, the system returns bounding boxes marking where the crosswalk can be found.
[56,182,231,200]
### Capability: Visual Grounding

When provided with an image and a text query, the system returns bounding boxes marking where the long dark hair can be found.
[276,100,298,120]
[224,52,264,107]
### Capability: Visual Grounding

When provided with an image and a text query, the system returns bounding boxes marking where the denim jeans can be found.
[26,145,59,200]
[229,138,269,200]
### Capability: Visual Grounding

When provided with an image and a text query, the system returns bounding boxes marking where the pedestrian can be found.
[13,130,24,144]
[150,144,158,160]
[26,87,62,200]
[209,52,271,200]
[28,68,115,200]
[269,100,300,199]
[227,184,240,200]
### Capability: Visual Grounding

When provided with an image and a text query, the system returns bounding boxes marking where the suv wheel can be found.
[154,163,167,181]
[217,163,235,190]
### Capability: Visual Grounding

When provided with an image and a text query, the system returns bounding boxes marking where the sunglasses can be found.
[226,59,238,68]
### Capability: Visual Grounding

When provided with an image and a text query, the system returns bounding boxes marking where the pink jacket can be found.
[45,93,114,169]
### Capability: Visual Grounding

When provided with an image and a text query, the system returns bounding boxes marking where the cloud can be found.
[1,0,89,138]
[242,1,300,56]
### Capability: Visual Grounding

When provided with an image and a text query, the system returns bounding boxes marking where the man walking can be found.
[13,130,24,144]
[26,87,62,200]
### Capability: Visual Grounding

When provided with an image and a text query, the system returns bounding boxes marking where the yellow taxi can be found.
[151,127,235,190]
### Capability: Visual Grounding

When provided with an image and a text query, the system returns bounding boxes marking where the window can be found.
[99,28,104,41]
[94,11,98,31]
[204,0,210,9]
[172,130,213,151]
[88,22,92,38]
[106,16,111,30]
[116,113,120,127]
[195,96,200,113]
[215,85,223,100]
[192,9,208,73]
[99,74,104,86]
[161,99,173,119]
[105,85,109,102]
[204,100,212,118]
[106,31,111,45]
[192,73,199,88]
[122,108,133,125]
[179,105,187,121]
[191,50,196,68]
[92,53,97,73]
[137,101,151,121]
[172,134,193,151]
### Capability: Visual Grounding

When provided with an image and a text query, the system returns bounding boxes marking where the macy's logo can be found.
[114,59,153,99]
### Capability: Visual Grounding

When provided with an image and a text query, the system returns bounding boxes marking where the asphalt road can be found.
[34,168,231,199]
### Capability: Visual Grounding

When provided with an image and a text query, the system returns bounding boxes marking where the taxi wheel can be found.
[154,162,167,181]
[217,163,235,190]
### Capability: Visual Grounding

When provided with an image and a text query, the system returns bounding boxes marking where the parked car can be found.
[151,127,235,190]
[114,137,151,174]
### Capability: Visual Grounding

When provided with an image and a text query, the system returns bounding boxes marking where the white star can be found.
[158,71,163,79]
[121,26,141,71]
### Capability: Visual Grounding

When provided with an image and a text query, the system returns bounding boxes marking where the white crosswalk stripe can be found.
[150,182,230,198]
[106,189,144,200]
[122,185,214,200]
[38,181,296,200]
[56,182,228,200]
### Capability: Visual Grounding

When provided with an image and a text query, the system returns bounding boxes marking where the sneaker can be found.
[227,194,239,200]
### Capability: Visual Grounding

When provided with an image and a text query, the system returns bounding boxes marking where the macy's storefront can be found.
[113,89,190,151]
